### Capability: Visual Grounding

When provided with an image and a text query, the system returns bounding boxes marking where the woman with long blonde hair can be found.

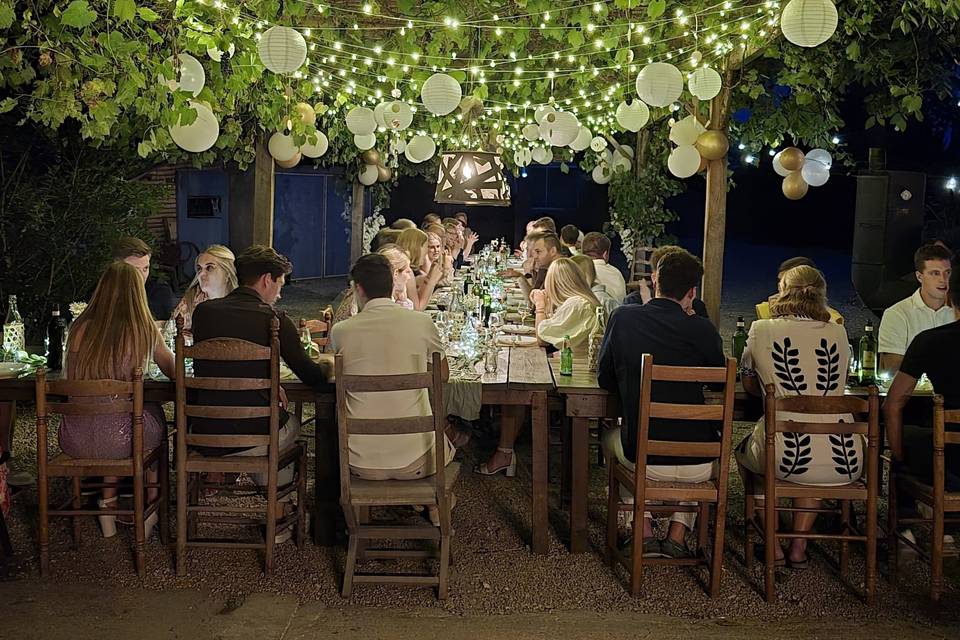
[377,245,416,310]
[172,245,238,333]
[60,262,175,538]
[397,228,445,310]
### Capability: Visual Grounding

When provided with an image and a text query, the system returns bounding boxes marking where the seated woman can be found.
[571,254,618,319]
[171,245,237,335]
[377,245,417,310]
[397,228,444,311]
[477,259,600,476]
[735,265,859,568]
[61,262,175,538]
[424,229,454,285]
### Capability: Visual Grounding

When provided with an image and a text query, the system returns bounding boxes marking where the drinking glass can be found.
[484,346,499,374]
[517,299,531,326]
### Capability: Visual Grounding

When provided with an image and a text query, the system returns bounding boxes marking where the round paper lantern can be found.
[383,100,413,130]
[162,53,205,96]
[300,131,328,158]
[522,124,541,142]
[592,164,612,185]
[276,152,301,169]
[783,171,809,199]
[772,152,791,177]
[542,111,579,147]
[590,136,607,152]
[618,145,635,158]
[405,135,436,163]
[688,66,722,101]
[513,148,531,167]
[534,105,556,125]
[779,146,805,171]
[354,133,376,150]
[801,159,830,186]
[615,100,650,132]
[257,26,307,74]
[373,102,388,128]
[391,137,407,154]
[780,0,839,48]
[358,163,378,186]
[520,148,533,165]
[695,130,729,160]
[169,101,219,153]
[346,107,376,135]
[532,147,554,165]
[613,154,632,173]
[377,164,393,182]
[669,115,706,146]
[690,50,704,67]
[267,131,298,162]
[420,73,462,116]
[667,145,701,179]
[207,42,235,62]
[293,102,316,126]
[806,148,832,169]
[635,62,683,108]
[360,149,380,165]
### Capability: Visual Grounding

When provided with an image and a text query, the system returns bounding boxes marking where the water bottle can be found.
[560,335,573,376]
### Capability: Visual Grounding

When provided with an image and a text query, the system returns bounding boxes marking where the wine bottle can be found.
[46,305,67,371]
[732,317,747,365]
[858,321,877,385]
[560,335,573,376]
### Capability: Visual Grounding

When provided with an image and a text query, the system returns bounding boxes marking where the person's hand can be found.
[637,279,652,304]
[428,260,443,283]
[501,268,523,278]
[530,288,546,310]
[279,386,289,410]
[522,255,535,274]
[513,248,523,257]
[465,231,479,246]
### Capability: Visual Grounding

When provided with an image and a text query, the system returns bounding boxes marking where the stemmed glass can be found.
[517,299,531,326]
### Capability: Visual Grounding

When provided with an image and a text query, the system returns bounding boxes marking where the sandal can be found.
[474,448,516,476]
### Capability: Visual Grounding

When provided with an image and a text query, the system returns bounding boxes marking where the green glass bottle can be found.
[858,321,877,385]
[732,316,747,365]
[560,335,573,376]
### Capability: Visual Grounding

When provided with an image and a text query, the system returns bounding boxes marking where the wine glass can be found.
[517,299,531,326]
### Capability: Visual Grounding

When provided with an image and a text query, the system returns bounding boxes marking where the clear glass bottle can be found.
[2,295,25,360]
[560,335,574,376]
[587,306,605,372]
[858,321,877,385]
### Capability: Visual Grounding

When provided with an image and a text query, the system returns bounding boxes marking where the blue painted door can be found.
[176,169,230,270]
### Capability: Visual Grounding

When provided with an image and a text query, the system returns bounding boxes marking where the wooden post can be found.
[350,180,365,264]
[252,137,275,247]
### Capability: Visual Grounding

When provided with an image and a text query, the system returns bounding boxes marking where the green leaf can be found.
[864,116,876,129]
[0,96,16,114]
[112,0,135,23]
[137,6,160,22]
[0,1,15,30]
[901,94,922,114]
[137,140,153,158]
[845,41,860,61]
[61,0,97,28]
[647,0,666,19]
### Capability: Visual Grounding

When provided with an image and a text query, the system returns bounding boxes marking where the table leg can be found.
[531,391,549,555]
[313,400,341,546]
[569,416,589,553]
[560,414,571,508]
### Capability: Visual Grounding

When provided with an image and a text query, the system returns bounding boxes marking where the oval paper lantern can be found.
[276,152,302,169]
[534,105,556,125]
[592,164,612,185]
[806,148,832,169]
[522,123,541,142]
[801,159,830,186]
[783,171,809,199]
[405,135,436,163]
[779,146,805,171]
[354,133,376,150]
[532,147,554,165]
[570,126,592,151]
[780,0,839,48]
[695,130,729,160]
[170,101,219,153]
[162,53,205,96]
[300,131,328,158]
[293,102,316,126]
[513,148,531,167]
[688,66,722,101]
[383,100,413,130]
[667,145,701,179]
[267,131,298,162]
[420,73,462,116]
[635,63,683,108]
[615,100,650,132]
[346,107,376,135]
[590,136,608,152]
[542,111,579,147]
[358,163,378,186]
[257,26,307,74]
[669,115,706,146]
[772,152,791,177]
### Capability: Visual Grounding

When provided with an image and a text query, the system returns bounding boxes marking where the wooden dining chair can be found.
[174,316,308,576]
[336,351,458,600]
[294,307,334,429]
[743,385,880,604]
[888,395,960,604]
[605,354,737,597]
[35,368,169,578]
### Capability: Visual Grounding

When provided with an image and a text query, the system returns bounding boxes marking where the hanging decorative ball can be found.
[689,50,704,67]
[257,26,307,74]
[169,101,219,153]
[520,148,533,165]
[592,163,612,185]
[207,42,235,62]
[613,153,632,173]
[806,148,832,169]
[782,171,809,199]
[667,145,702,179]
[358,163,378,186]
[615,100,650,132]
[569,126,592,151]
[354,133,376,150]
[384,100,413,130]
[780,0,839,48]
[267,131,298,162]
[376,164,393,182]
[590,136,608,152]
[779,146,806,171]
[161,53,205,96]
[688,66,723,101]
[420,73,462,116]
[669,115,706,146]
[695,130,729,161]
[635,62,683,108]
[801,158,831,186]
[532,147,554,165]
[360,149,380,165]
[542,111,579,147]
[374,102,388,128]
[534,104,556,125]
[293,102,316,126]
[300,131,328,158]
[523,124,541,142]
[346,107,377,135]
[513,148,531,167]
[617,145,635,158]
[405,135,436,163]
[772,151,791,177]
[275,152,302,169]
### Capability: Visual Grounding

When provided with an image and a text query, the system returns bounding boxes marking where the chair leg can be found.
[341,534,358,598]
[764,496,777,603]
[629,499,643,596]
[264,480,278,577]
[438,533,451,601]
[176,469,188,576]
[887,477,899,583]
[743,475,755,574]
[710,497,728,599]
[71,477,82,549]
[697,502,709,554]
[931,506,944,604]
[296,447,307,551]
[865,490,878,606]
[604,465,617,566]
[38,471,49,577]
[133,469,146,579]
[158,441,170,546]
[839,500,851,579]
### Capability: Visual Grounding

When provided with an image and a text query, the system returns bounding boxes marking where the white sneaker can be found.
[899,528,917,555]
[917,503,933,519]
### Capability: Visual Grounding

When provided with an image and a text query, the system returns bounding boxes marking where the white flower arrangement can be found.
[362,210,386,254]
[69,301,88,318]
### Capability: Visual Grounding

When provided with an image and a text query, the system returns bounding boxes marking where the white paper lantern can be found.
[772,152,791,177]
[688,66,723,101]
[521,124,540,142]
[383,100,413,130]
[613,154,632,173]
[592,163,612,185]
[570,126,592,151]
[300,131,328,158]
[635,62,683,108]
[617,145,635,159]
[257,26,307,74]
[590,136,608,152]
[405,135,436,163]
[391,137,407,154]
[373,102,388,128]
[669,115,706,146]
[780,0,839,48]
[420,73,462,116]
[358,163,378,186]
[169,101,219,153]
[801,159,831,186]
[806,148,833,169]
[532,147,554,165]
[267,131,298,162]
[667,145,701,178]
[541,111,579,147]
[534,105,556,125]
[521,148,533,165]
[354,133,376,150]
[615,100,650,132]
[275,152,302,169]
[346,107,376,135]
[162,53,205,96]
[513,148,531,167]
[207,43,235,62]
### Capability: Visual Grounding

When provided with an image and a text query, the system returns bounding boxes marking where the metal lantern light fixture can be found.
[434,150,511,207]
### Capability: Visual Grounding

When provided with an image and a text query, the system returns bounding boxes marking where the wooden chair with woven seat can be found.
[294,307,333,429]
[888,395,960,604]
[336,351,457,600]
[743,386,880,604]
[35,368,169,578]
[605,354,737,597]
[174,316,308,576]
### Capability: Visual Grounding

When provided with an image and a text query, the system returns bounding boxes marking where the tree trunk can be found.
[350,180,365,265]
[251,137,275,247]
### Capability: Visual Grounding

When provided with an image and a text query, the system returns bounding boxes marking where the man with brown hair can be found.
[560,224,582,256]
[581,231,626,302]
[112,236,177,320]
[504,231,562,297]
[532,216,557,234]
[624,245,709,318]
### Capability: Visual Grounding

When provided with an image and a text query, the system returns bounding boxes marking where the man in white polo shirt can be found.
[581,231,627,303]
[879,242,954,375]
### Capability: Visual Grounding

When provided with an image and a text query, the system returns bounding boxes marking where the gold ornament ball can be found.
[376,164,393,182]
[275,152,302,169]
[293,102,316,126]
[360,149,380,165]
[779,146,805,172]
[782,171,809,200]
[695,130,729,161]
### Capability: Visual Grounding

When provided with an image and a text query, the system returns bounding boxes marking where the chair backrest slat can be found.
[776,395,869,414]
[339,371,434,393]
[650,364,728,383]
[185,406,272,419]
[648,402,723,421]
[184,377,271,391]
[185,434,270,448]
[46,379,132,397]
[774,420,869,435]
[646,440,721,458]
[185,338,271,362]
[46,400,134,416]
[346,415,436,435]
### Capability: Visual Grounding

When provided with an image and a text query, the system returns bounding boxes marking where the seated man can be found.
[389,218,416,230]
[598,250,725,558]
[624,245,709,318]
[112,236,177,321]
[755,256,843,325]
[581,232,626,303]
[879,243,954,376]
[560,224,582,256]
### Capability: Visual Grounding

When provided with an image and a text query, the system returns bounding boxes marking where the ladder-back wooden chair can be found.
[36,368,168,578]
[336,351,458,600]
[605,354,737,597]
[175,316,308,576]
[888,395,960,603]
[743,385,880,603]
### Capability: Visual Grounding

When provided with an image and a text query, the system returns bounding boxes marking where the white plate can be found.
[0,363,29,379]
[495,335,538,347]
[501,324,535,335]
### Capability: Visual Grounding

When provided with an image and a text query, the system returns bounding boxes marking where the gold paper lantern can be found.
[360,149,380,165]
[377,164,393,183]
[695,130,729,161]
[779,146,805,171]
[782,171,809,200]
[275,152,301,169]
[435,150,511,207]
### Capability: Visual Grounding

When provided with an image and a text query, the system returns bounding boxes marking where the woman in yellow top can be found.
[756,256,843,325]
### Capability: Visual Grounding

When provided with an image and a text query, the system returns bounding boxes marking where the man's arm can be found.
[883,371,917,460]
[278,314,331,385]
[878,307,906,376]
[880,353,904,375]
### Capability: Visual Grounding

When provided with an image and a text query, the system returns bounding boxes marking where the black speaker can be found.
[851,171,926,314]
